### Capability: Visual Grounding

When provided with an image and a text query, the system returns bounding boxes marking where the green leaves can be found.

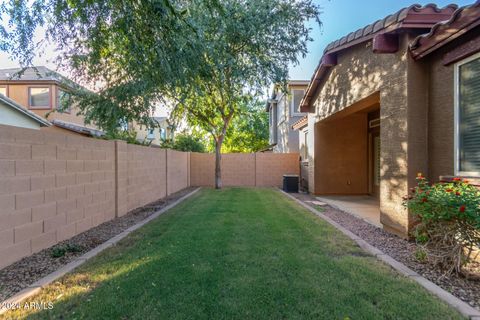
[2,0,319,154]
[404,176,480,274]
[221,100,269,153]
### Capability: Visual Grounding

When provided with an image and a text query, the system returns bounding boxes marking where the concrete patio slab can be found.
[315,195,381,227]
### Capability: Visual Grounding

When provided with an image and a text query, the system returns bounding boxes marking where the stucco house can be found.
[0,66,103,136]
[295,2,480,237]
[134,116,175,146]
[266,80,309,153]
[0,94,51,129]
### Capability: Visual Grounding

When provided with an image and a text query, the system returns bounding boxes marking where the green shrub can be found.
[50,244,84,258]
[160,133,206,152]
[404,174,480,275]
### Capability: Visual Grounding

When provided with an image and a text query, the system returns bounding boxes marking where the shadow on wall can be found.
[311,40,414,235]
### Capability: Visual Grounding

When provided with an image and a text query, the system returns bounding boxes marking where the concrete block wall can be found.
[190,152,300,187]
[0,124,300,269]
[167,150,190,195]
[125,144,167,212]
[0,125,116,269]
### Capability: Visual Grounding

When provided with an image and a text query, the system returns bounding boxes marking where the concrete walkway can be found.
[315,195,381,227]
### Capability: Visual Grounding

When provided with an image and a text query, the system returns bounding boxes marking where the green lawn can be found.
[8,188,462,319]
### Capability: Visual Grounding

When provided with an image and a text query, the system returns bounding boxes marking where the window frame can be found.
[0,85,8,97]
[290,89,305,117]
[28,86,52,110]
[454,51,480,177]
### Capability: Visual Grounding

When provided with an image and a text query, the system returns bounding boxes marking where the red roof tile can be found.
[410,1,480,59]
[300,3,458,112]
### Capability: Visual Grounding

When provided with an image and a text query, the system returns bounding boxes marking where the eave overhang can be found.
[299,3,458,113]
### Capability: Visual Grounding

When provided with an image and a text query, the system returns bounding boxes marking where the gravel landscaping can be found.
[0,187,195,302]
[291,192,480,311]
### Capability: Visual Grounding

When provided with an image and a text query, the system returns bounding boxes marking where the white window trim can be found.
[454,51,480,177]
[290,89,306,117]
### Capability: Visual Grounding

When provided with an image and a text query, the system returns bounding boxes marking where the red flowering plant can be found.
[404,173,480,275]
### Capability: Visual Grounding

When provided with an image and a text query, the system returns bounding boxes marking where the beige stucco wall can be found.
[308,36,414,236]
[134,119,173,146]
[2,83,90,127]
[272,84,308,153]
[0,101,42,129]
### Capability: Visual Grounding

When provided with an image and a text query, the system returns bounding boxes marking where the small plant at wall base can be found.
[404,174,480,276]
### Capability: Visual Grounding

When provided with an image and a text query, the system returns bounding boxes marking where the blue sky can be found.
[290,0,472,80]
[0,0,473,81]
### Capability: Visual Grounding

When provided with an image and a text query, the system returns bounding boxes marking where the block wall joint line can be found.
[114,140,120,218]
[254,153,257,187]
[165,149,168,196]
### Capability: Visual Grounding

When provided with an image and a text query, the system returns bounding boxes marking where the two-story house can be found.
[266,80,309,154]
[134,116,175,146]
[0,66,103,136]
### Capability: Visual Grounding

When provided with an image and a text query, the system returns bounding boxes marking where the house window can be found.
[0,87,6,96]
[57,89,72,113]
[29,87,50,109]
[160,128,166,140]
[291,89,305,114]
[455,53,480,176]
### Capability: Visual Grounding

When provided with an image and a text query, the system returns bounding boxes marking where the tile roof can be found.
[292,115,308,130]
[51,119,105,137]
[0,94,51,127]
[300,3,459,112]
[410,1,480,59]
[324,3,458,55]
[0,66,78,88]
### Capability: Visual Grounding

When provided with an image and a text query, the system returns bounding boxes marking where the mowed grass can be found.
[6,188,462,319]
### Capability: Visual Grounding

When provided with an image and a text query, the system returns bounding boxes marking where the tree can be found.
[160,133,206,153]
[171,0,320,188]
[221,100,269,153]
[1,0,202,131]
[2,0,320,189]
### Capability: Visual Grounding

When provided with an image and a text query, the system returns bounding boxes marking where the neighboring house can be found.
[266,80,309,153]
[0,66,103,136]
[134,117,175,146]
[296,2,480,237]
[0,94,51,129]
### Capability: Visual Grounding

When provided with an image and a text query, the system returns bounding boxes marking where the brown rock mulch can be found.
[0,187,195,301]
[291,192,480,311]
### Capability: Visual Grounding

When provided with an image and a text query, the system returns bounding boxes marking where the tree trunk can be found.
[214,135,224,189]
[214,112,233,189]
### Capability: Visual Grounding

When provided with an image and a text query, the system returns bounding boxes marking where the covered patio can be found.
[315,195,381,227]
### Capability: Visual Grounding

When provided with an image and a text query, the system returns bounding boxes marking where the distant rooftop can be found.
[0,66,78,88]
[51,119,105,137]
